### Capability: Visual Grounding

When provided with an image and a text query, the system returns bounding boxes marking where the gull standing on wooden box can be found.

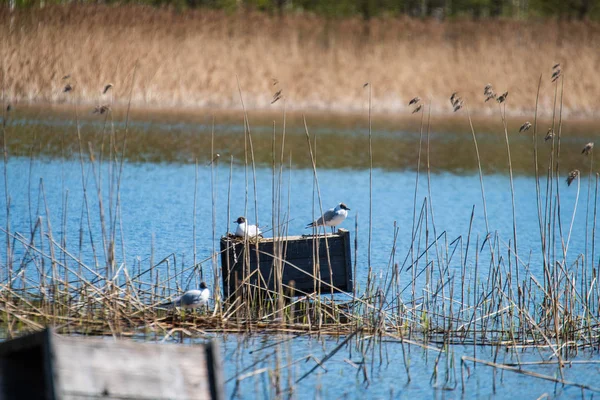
[306,202,350,234]
[234,216,262,238]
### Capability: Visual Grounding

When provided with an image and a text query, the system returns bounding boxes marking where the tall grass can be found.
[2,5,600,117]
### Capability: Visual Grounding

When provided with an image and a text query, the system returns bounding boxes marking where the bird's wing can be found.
[321,209,337,224]
[181,291,201,306]
[306,208,335,227]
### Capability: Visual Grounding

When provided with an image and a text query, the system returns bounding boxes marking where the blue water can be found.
[0,157,590,287]
[1,117,598,398]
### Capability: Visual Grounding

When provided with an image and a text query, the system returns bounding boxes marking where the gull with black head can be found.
[306,202,350,234]
[159,282,210,312]
[234,216,262,238]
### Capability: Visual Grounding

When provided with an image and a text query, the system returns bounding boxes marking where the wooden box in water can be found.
[219,228,353,298]
[0,328,223,400]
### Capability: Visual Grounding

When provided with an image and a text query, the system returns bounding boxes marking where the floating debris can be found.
[545,128,554,141]
[102,83,113,94]
[412,104,423,114]
[519,122,532,133]
[567,169,580,186]
[408,97,421,106]
[582,142,594,155]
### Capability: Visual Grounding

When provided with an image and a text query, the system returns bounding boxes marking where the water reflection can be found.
[4,105,598,175]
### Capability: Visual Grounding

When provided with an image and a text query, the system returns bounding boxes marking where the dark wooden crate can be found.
[0,329,224,400]
[220,228,353,298]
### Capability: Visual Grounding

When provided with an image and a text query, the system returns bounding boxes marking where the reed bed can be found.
[2,5,600,117]
[2,63,600,394]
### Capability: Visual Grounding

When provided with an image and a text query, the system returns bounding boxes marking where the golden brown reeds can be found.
[1,5,600,117]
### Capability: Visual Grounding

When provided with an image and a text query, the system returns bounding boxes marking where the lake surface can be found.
[1,106,599,398]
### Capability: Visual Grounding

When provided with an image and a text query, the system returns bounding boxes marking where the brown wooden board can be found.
[220,229,353,298]
[0,329,224,400]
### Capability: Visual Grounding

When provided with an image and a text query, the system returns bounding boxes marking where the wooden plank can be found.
[53,336,212,400]
[0,329,224,400]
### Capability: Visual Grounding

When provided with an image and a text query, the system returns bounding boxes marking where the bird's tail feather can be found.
[158,297,180,308]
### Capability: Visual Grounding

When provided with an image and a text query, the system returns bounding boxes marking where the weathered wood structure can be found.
[0,328,223,400]
[220,228,353,298]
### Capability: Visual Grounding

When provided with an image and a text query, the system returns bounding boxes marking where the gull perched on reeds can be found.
[159,282,210,310]
[306,202,350,233]
[519,122,532,133]
[545,128,554,141]
[234,216,262,238]
[582,142,594,155]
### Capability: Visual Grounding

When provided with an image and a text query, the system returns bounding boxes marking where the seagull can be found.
[159,282,210,310]
[306,202,350,233]
[234,216,262,238]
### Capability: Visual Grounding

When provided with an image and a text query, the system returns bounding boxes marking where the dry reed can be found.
[1,5,600,117]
